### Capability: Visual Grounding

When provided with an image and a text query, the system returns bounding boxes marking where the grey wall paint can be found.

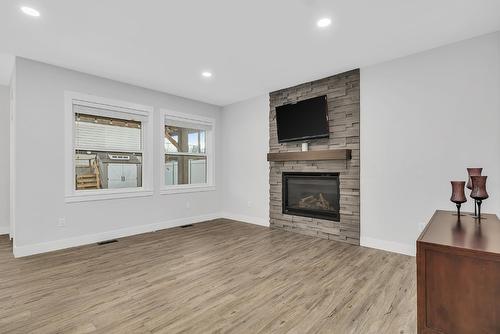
[13,58,222,248]
[360,31,500,255]
[221,95,270,224]
[11,31,500,255]
[0,85,9,233]
[218,31,500,256]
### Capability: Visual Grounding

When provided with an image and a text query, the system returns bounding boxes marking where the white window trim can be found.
[64,91,154,203]
[160,109,216,195]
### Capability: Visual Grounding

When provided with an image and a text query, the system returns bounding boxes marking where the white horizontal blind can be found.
[74,104,143,153]
[75,122,142,152]
[74,100,149,118]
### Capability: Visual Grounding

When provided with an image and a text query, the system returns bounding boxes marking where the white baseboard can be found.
[0,226,10,235]
[360,236,415,256]
[219,212,269,227]
[12,214,414,258]
[13,213,220,258]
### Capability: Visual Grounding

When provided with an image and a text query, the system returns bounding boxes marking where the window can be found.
[161,110,215,194]
[65,92,153,202]
[75,114,143,190]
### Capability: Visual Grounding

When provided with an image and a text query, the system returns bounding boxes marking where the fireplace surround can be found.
[269,69,360,245]
[282,172,340,221]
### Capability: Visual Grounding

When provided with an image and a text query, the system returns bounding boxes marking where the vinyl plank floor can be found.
[0,219,416,333]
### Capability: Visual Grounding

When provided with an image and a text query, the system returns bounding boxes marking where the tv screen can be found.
[276,95,329,143]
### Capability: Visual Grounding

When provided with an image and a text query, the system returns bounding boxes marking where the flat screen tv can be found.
[276,95,329,143]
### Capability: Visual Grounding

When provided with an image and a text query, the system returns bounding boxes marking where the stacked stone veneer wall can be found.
[269,69,360,244]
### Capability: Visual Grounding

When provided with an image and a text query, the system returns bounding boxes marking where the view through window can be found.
[164,125,207,185]
[75,113,143,190]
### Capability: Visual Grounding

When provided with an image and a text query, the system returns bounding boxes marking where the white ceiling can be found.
[1,0,500,106]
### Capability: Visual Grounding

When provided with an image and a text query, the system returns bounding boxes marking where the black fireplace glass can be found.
[282,172,340,221]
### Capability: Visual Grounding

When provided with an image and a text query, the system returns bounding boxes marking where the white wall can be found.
[221,95,270,226]
[219,31,500,256]
[11,32,500,257]
[13,58,222,256]
[0,85,9,234]
[360,31,500,255]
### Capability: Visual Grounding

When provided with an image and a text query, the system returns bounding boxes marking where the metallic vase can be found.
[470,175,488,221]
[450,181,467,216]
[466,168,483,216]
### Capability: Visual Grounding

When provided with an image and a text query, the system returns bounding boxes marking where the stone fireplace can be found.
[282,172,340,221]
[268,69,360,245]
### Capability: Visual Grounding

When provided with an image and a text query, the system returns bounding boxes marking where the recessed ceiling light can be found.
[202,71,213,78]
[20,6,40,17]
[317,18,331,28]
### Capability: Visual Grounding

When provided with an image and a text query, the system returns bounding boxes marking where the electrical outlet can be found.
[186,202,191,209]
[247,201,252,208]
[58,218,66,227]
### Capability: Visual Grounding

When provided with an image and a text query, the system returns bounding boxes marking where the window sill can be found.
[65,189,154,203]
[160,185,216,195]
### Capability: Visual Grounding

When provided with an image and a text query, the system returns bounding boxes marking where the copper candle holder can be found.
[450,181,467,216]
[466,167,482,216]
[470,175,488,221]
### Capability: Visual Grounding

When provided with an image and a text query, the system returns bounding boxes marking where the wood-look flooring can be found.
[0,219,416,334]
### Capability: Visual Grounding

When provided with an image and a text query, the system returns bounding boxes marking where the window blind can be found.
[75,122,142,152]
[74,103,143,152]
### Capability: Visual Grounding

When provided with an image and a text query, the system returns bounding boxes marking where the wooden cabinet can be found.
[417,210,500,334]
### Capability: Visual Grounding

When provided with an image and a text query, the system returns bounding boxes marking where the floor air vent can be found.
[180,224,194,228]
[97,239,118,245]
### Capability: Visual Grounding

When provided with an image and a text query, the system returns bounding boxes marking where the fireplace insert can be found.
[282,172,340,221]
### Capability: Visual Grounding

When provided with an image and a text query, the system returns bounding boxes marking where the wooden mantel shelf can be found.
[267,149,351,162]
